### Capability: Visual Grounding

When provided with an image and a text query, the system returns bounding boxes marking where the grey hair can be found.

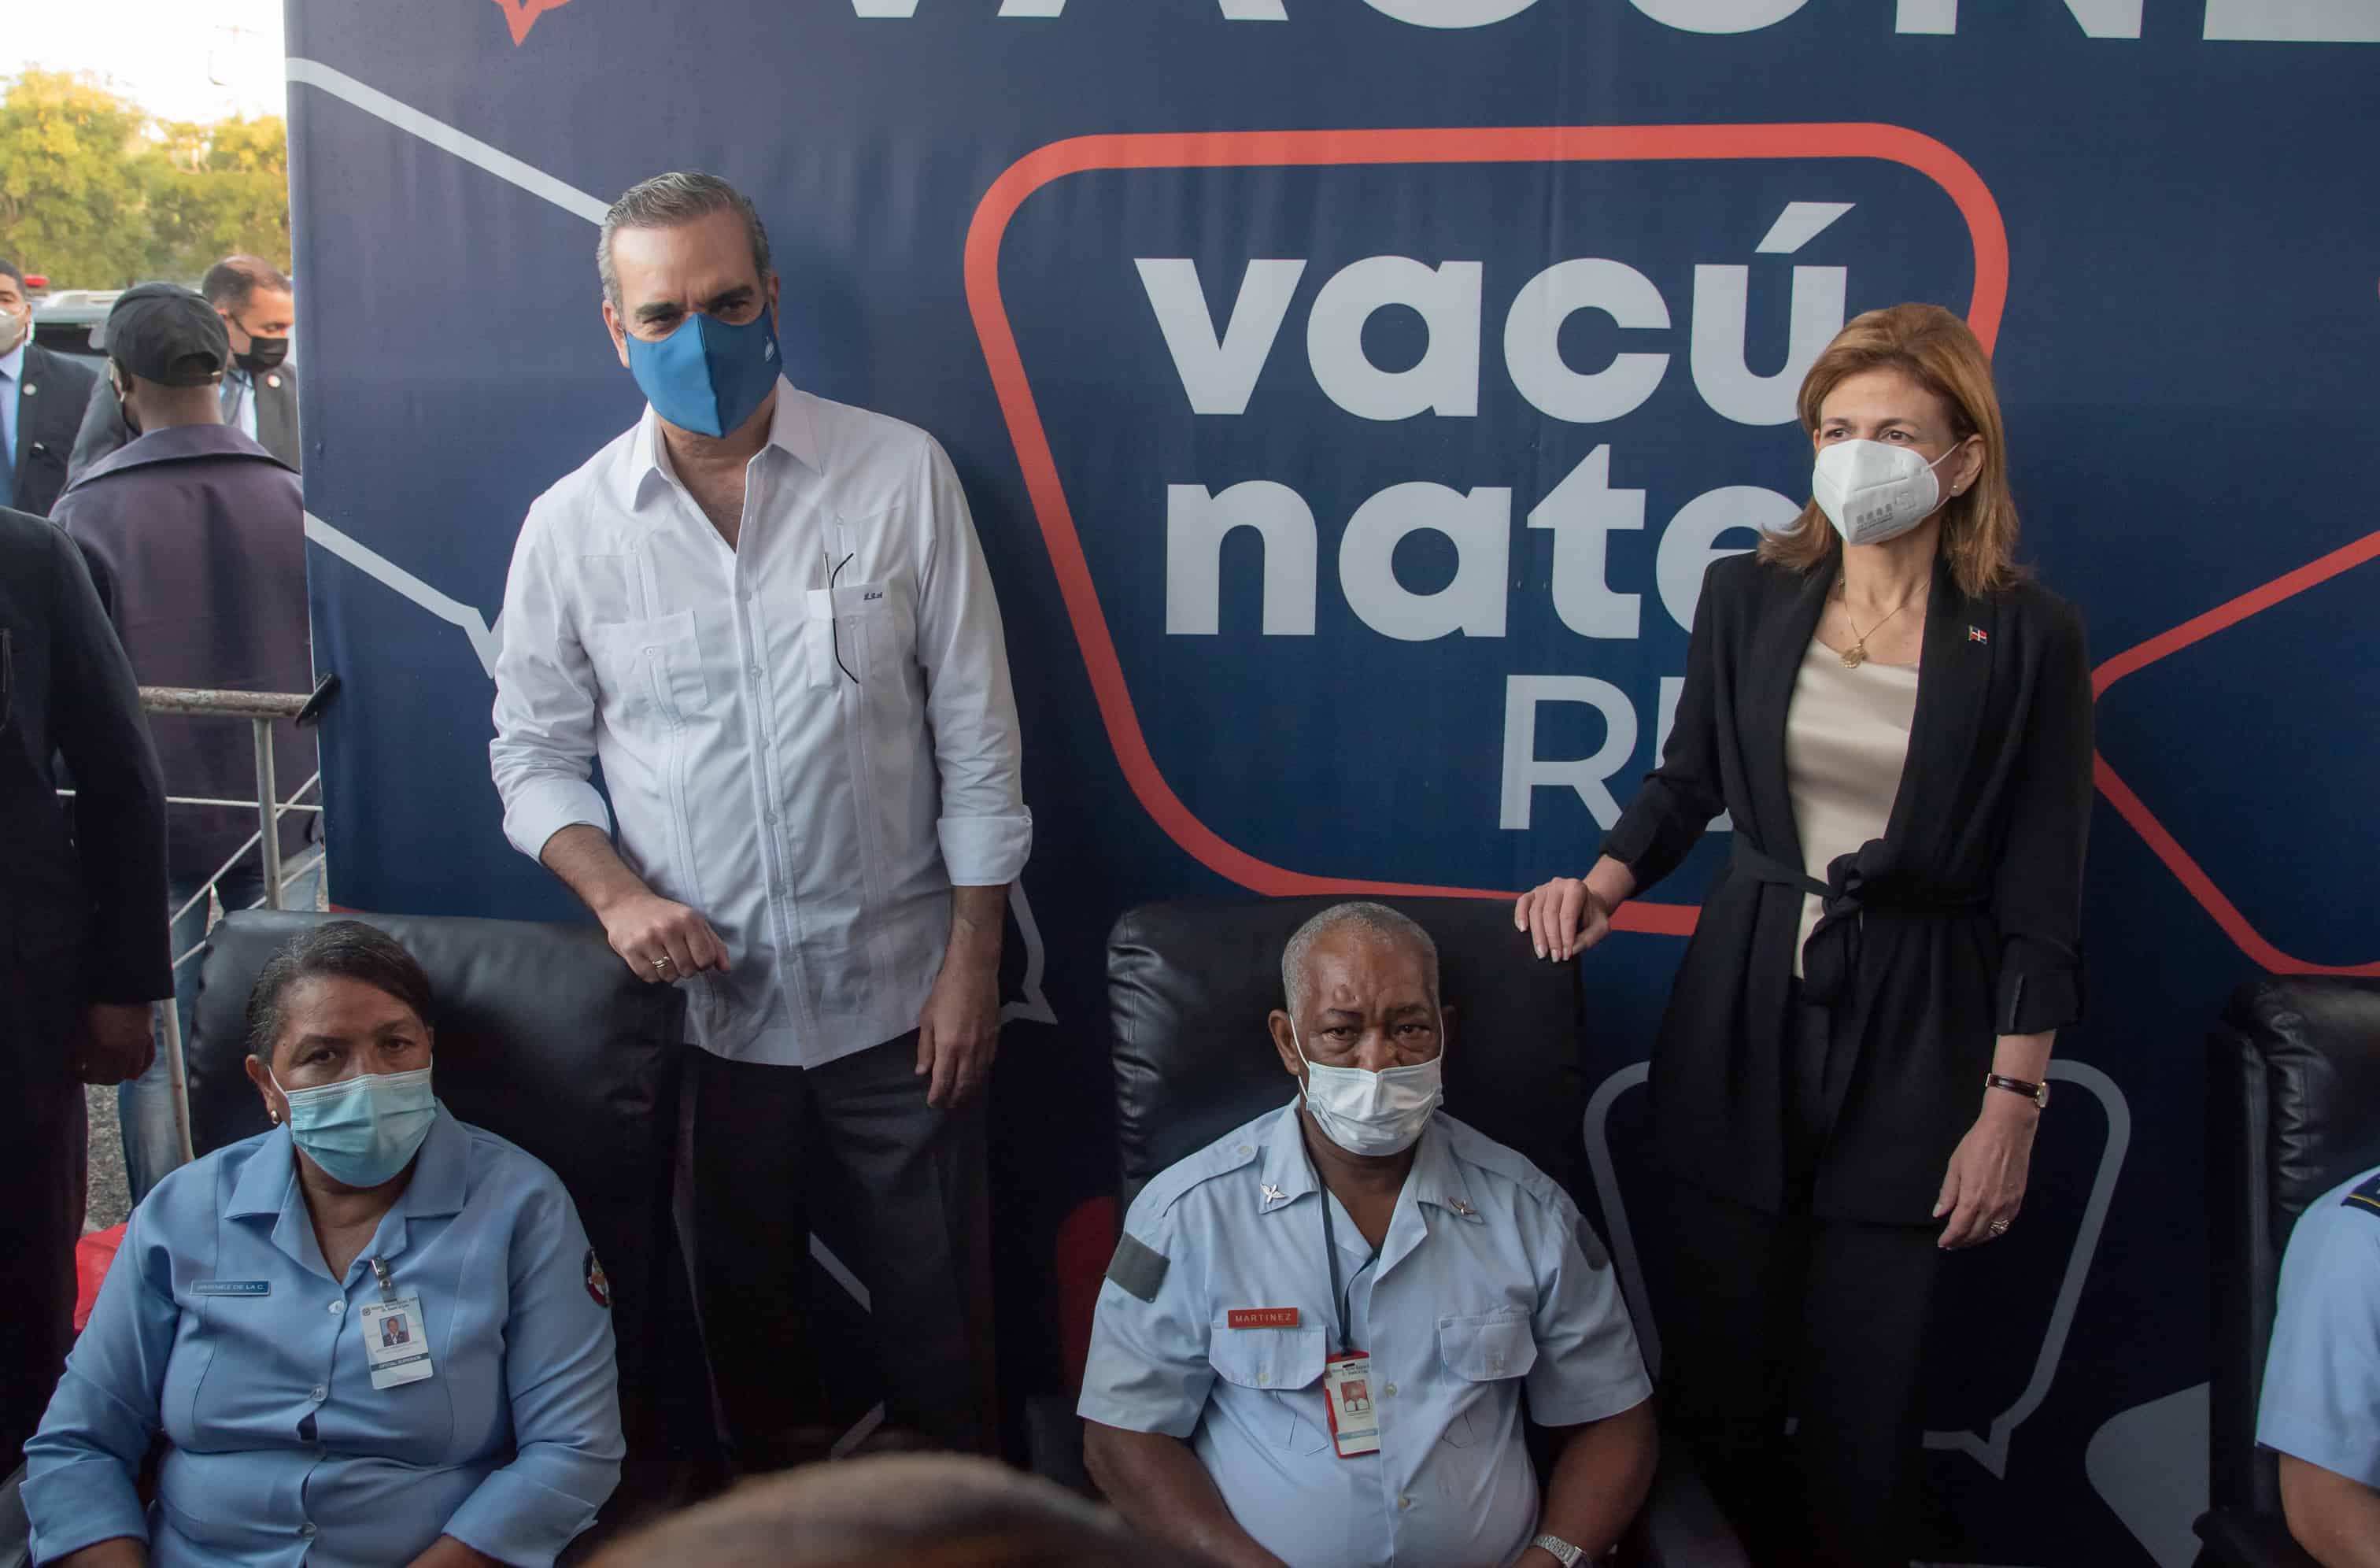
[597,171,773,316]
[1281,901,1440,1016]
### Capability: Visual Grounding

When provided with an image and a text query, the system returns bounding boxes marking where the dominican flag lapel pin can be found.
[1968,627,1990,645]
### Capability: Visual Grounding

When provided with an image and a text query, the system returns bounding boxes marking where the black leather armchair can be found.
[187,910,719,1538]
[1077,895,1746,1566]
[2196,975,2380,1568]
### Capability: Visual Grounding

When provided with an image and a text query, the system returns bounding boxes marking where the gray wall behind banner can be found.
[282,2,2380,1561]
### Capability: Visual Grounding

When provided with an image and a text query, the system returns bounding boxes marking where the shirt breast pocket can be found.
[586,610,710,727]
[1207,1324,1330,1455]
[805,582,907,690]
[1436,1310,1538,1448]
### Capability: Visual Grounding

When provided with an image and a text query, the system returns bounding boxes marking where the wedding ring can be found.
[1988,1219,2011,1237]
[652,954,675,977]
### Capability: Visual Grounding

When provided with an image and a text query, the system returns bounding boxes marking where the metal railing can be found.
[62,676,338,1169]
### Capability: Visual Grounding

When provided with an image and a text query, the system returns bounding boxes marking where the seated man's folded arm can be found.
[1083,1422,1285,1568]
[1521,1199,1660,1559]
[1077,1207,1281,1567]
[2278,1455,2380,1568]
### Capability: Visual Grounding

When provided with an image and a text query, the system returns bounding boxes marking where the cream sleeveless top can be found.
[1783,636,1920,974]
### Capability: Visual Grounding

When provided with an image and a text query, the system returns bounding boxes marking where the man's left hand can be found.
[917,958,1000,1110]
[78,1002,157,1086]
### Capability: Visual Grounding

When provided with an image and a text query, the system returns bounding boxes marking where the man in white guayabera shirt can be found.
[490,170,1029,1464]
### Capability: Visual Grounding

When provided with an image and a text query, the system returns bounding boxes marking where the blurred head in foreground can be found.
[588,1452,1204,1568]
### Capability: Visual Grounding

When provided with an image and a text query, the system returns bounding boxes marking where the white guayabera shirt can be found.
[491,377,1031,1067]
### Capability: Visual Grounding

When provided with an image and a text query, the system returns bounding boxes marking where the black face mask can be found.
[236,336,290,373]
[112,375,142,436]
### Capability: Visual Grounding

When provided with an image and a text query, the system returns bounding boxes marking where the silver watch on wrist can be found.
[1532,1533,1586,1566]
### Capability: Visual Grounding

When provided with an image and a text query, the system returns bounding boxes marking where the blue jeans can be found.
[120,852,325,1207]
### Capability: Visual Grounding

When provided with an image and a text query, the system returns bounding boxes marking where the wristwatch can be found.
[1532,1533,1586,1566]
[1984,1072,2050,1109]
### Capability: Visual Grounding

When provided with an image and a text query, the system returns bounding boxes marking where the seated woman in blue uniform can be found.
[24,920,625,1568]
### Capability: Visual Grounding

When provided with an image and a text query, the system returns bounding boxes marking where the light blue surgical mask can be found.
[270,1065,437,1187]
[1292,1020,1444,1158]
[623,305,782,438]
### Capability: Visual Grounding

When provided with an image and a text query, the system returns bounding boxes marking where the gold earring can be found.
[269,1108,282,1126]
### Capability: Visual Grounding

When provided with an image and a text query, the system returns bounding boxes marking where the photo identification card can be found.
[360,1296,434,1389]
[1323,1351,1380,1458]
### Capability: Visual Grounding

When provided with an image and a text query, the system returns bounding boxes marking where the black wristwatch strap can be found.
[1984,1072,2049,1109]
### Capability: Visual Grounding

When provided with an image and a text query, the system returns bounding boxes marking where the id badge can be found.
[1322,1351,1380,1458]
[360,1295,434,1389]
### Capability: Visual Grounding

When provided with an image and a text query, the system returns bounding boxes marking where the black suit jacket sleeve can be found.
[1990,597,2092,1036]
[1601,557,1728,892]
[66,370,136,491]
[46,528,172,1002]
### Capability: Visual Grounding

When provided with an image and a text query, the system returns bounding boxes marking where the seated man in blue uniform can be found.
[2260,1165,2380,1568]
[1079,901,1657,1568]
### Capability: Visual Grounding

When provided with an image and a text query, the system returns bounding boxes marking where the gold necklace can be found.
[1836,581,1925,669]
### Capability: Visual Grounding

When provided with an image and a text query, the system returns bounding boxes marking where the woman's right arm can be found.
[21,1212,179,1566]
[1517,562,1732,958]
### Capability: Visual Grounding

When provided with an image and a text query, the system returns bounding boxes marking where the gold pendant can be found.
[1841,642,1866,669]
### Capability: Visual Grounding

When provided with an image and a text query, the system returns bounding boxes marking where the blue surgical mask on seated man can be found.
[1810,438,1962,548]
[1292,1020,1445,1157]
[270,1065,438,1186]
[625,305,782,438]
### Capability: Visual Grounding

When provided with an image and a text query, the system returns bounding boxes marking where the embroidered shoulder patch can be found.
[1105,1232,1170,1303]
[583,1248,612,1308]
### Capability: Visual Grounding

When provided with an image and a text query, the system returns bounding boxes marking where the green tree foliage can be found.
[0,70,290,288]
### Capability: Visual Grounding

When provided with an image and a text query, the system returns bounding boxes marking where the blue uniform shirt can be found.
[25,1106,624,1567]
[1080,1101,1651,1568]
[2259,1166,2380,1489]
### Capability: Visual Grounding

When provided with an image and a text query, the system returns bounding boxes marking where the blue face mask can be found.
[623,305,782,438]
[271,1066,437,1188]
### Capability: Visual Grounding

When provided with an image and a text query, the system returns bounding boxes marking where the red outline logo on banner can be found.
[966,124,2009,938]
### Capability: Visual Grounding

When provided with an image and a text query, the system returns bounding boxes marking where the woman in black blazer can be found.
[1516,303,2091,1565]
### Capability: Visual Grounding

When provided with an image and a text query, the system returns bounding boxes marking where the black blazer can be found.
[11,345,98,516]
[0,506,171,1033]
[67,360,301,485]
[1602,548,2092,1224]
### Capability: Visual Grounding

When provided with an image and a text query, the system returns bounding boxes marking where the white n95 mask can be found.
[1292,1021,1443,1157]
[1810,438,1961,547]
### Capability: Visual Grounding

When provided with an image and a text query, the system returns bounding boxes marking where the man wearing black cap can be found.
[52,283,320,1205]
[67,255,301,485]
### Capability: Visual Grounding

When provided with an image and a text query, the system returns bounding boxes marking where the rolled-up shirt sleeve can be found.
[24,1206,180,1559]
[912,439,1030,886]
[1077,1207,1212,1439]
[490,500,614,860]
[1522,1196,1653,1429]
[441,1174,623,1565]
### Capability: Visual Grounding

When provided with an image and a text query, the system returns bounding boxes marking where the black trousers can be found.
[1,993,87,1474]
[689,1032,993,1470]
[1648,993,1946,1567]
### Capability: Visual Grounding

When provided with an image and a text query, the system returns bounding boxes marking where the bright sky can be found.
[14,0,286,123]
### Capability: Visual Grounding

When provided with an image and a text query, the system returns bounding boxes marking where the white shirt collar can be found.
[620,375,820,511]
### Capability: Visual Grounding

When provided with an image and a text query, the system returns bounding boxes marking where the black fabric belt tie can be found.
[1731,842,1990,1008]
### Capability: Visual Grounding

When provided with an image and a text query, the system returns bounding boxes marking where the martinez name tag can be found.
[1227,1307,1300,1329]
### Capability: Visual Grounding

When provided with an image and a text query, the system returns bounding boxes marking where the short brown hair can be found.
[1757,302,2023,599]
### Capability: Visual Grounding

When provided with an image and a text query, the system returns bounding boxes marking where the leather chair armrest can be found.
[1624,1434,1751,1568]
[1023,1393,1097,1498]
[1,1462,31,1568]
[2194,1506,2323,1568]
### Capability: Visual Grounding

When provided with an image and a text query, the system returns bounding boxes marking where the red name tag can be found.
[1227,1307,1300,1329]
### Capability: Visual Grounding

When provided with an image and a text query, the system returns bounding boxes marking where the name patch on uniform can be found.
[1227,1307,1300,1329]
[1105,1233,1170,1303]
[190,1280,271,1296]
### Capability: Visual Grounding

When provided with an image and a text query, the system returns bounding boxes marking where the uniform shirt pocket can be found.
[1207,1324,1330,1454]
[585,610,710,727]
[1436,1310,1539,1448]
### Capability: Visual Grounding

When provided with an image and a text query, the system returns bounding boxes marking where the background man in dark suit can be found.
[0,504,171,1474]
[68,255,301,483]
[0,257,101,517]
